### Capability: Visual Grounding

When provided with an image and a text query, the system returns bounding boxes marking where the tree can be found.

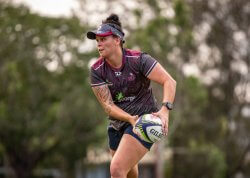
[0,2,105,177]
[185,0,250,177]
[133,0,250,177]
[82,0,250,177]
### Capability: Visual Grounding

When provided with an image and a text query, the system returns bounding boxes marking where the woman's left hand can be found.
[152,107,169,136]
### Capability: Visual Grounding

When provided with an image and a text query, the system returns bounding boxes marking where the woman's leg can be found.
[110,149,138,178]
[110,134,148,178]
[127,165,138,178]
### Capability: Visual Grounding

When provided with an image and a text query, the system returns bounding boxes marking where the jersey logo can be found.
[115,92,136,103]
[115,71,122,77]
[116,92,124,102]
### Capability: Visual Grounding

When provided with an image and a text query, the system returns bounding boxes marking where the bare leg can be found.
[110,149,139,178]
[110,134,148,178]
[127,165,138,178]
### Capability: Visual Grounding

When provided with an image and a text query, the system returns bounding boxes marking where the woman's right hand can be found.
[131,115,139,135]
[130,115,139,127]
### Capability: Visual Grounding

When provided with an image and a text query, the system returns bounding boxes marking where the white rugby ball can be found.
[134,114,164,143]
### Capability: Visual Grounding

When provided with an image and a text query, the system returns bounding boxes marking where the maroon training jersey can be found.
[90,48,159,130]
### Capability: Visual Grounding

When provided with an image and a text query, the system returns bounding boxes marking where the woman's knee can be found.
[110,160,127,177]
[127,165,138,178]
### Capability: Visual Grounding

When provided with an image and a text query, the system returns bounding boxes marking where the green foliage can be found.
[1,0,249,177]
[0,2,105,177]
[126,0,194,71]
[170,76,208,149]
[183,76,208,111]
[131,0,249,177]
[207,146,227,178]
[174,0,193,50]
[174,0,190,27]
[173,144,227,178]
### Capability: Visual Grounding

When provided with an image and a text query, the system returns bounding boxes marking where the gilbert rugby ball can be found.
[134,114,164,143]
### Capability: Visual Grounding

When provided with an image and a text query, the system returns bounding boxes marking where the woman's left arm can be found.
[147,63,177,135]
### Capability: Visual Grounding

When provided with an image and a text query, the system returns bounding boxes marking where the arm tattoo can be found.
[92,85,114,115]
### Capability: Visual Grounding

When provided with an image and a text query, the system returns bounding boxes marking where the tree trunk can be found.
[12,167,33,178]
[6,149,40,178]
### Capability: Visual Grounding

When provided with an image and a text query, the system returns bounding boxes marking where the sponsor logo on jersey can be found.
[116,92,124,102]
[115,92,135,102]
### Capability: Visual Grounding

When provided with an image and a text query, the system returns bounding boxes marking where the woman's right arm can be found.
[92,85,137,126]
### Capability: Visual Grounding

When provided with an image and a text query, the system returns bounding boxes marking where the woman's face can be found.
[96,35,120,58]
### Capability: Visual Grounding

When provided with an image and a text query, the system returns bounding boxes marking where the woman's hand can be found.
[131,115,140,135]
[152,107,169,136]
[130,115,139,127]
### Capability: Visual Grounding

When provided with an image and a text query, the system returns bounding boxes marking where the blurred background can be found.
[0,0,249,177]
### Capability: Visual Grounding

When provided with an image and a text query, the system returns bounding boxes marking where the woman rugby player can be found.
[87,14,176,178]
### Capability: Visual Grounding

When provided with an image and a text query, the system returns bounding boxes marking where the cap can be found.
[87,23,125,42]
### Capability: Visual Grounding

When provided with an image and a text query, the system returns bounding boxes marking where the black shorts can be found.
[107,124,153,151]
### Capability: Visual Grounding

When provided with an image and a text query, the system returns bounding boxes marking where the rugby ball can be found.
[134,114,164,143]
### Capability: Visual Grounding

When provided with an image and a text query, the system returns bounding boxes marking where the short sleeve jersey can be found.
[90,48,159,130]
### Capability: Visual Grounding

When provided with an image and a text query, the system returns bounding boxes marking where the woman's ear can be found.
[114,36,121,46]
